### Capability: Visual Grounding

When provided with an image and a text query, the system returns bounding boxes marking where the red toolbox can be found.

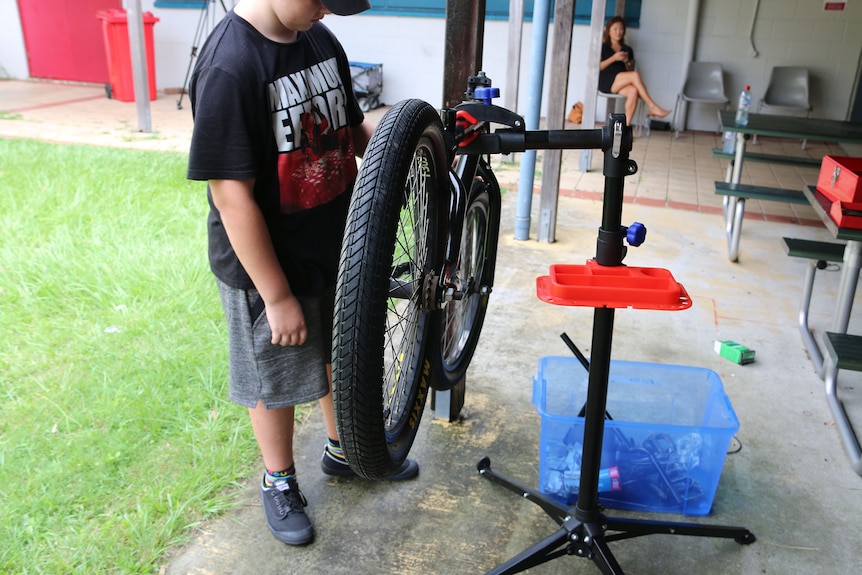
[828,199,862,229]
[817,155,862,203]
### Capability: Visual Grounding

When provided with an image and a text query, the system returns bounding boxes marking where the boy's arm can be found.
[209,179,307,347]
[352,119,375,158]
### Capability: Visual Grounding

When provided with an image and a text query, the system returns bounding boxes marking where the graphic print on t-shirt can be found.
[269,57,357,214]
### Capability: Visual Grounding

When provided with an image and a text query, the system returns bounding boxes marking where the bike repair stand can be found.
[176,0,227,110]
[431,374,465,422]
[476,114,755,575]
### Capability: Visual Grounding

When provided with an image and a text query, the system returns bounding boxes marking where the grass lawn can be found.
[0,138,262,574]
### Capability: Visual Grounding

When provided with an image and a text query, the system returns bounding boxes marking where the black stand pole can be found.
[176,0,227,110]
[477,115,755,575]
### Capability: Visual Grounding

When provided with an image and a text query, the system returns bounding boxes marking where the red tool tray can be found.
[536,261,692,310]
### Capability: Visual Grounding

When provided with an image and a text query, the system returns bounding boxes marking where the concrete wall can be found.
[0,0,29,79]
[148,1,238,96]
[329,0,862,129]
[690,0,862,127]
[3,0,862,130]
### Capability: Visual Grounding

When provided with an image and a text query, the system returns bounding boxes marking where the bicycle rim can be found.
[434,181,492,389]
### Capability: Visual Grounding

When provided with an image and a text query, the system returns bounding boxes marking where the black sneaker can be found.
[260,476,314,545]
[321,448,419,481]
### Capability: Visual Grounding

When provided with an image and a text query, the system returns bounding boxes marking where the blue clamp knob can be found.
[626,222,647,247]
[474,87,500,105]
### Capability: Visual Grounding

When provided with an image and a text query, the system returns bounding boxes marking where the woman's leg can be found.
[611,70,670,118]
[618,85,638,126]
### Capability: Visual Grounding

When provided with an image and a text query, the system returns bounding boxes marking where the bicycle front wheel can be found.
[333,99,448,479]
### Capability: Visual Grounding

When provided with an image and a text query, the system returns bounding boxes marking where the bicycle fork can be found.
[438,150,489,307]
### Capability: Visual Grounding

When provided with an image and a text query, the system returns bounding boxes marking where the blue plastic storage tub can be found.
[533,357,740,516]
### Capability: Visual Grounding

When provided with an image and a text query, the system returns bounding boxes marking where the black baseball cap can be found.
[322,1,371,16]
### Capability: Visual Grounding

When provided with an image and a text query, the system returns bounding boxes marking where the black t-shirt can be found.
[187,12,363,296]
[598,43,634,93]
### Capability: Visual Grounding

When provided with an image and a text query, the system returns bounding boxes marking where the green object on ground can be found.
[714,340,756,364]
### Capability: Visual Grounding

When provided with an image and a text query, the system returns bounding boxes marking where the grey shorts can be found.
[216,278,335,409]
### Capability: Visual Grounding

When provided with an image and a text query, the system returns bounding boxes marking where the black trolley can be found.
[348,61,384,112]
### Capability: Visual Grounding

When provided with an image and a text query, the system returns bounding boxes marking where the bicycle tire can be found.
[333,99,448,478]
[432,164,501,390]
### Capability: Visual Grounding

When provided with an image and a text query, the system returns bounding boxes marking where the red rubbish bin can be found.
[96,9,159,102]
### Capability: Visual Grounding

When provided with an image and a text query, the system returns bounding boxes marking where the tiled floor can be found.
[518,129,851,226]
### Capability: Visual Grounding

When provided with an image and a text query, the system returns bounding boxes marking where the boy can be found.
[187,0,418,547]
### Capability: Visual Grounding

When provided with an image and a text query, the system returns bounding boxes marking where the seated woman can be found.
[598,16,671,127]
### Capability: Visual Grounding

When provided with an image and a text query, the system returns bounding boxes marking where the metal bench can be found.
[712,148,822,185]
[715,181,808,261]
[711,148,821,167]
[782,237,846,373]
[823,332,862,475]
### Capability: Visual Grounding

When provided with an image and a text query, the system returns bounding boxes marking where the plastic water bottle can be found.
[735,85,751,126]
[722,131,735,153]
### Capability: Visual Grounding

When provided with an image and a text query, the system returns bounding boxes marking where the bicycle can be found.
[331,72,620,479]
[331,73,755,574]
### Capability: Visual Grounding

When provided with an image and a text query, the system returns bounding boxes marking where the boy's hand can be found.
[209,178,308,347]
[266,295,308,346]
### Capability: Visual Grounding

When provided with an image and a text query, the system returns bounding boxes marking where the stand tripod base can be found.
[477,457,755,575]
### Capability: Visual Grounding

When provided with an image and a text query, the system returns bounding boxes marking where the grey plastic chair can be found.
[597,90,645,135]
[672,61,729,137]
[758,66,811,113]
[755,66,812,147]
